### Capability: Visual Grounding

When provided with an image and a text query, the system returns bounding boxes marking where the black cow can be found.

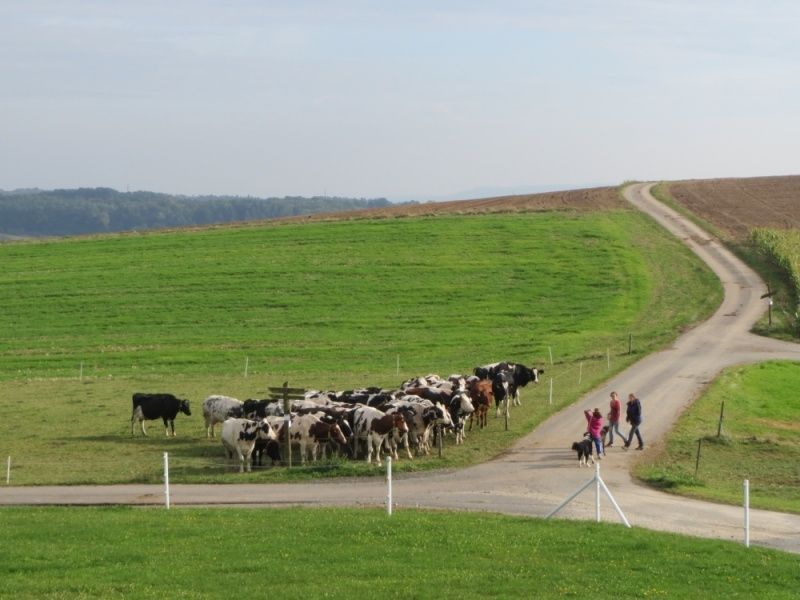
[131,392,191,437]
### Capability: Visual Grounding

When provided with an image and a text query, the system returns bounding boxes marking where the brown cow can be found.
[467,379,493,430]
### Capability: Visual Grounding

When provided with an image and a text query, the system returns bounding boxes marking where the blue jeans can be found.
[608,421,623,444]
[626,423,643,448]
[591,435,603,456]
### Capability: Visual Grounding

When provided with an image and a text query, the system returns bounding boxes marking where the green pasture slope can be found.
[0,209,722,483]
[1,507,797,599]
[638,360,800,514]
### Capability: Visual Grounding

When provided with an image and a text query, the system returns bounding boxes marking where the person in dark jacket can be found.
[623,393,644,450]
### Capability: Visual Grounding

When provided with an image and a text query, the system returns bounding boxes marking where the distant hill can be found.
[0,188,393,237]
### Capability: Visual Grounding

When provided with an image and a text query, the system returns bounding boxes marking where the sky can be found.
[1,1,799,201]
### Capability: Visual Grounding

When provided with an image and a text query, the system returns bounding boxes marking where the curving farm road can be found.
[4,183,800,553]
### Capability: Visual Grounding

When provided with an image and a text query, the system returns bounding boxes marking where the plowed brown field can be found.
[273,185,626,224]
[665,175,800,240]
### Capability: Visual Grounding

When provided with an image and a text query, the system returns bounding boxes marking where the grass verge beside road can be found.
[1,507,797,599]
[636,361,800,514]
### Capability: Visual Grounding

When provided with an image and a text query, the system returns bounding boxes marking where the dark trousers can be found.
[625,423,643,447]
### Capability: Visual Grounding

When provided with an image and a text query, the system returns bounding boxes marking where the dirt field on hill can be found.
[666,175,800,241]
[274,185,626,224]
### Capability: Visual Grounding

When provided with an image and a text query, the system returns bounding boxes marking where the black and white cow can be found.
[474,361,543,416]
[446,390,475,444]
[203,395,244,437]
[221,418,277,473]
[130,393,191,437]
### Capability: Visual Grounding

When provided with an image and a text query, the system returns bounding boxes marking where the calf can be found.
[203,395,244,437]
[221,418,277,473]
[130,393,191,437]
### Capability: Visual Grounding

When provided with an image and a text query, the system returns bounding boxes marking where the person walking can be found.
[623,393,644,450]
[606,391,623,447]
[584,408,605,458]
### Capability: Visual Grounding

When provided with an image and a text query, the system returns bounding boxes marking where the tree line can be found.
[0,188,395,237]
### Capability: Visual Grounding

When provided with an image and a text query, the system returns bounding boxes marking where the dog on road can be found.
[571,433,596,467]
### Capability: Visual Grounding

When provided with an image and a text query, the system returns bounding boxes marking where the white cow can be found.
[203,395,243,437]
[221,418,277,473]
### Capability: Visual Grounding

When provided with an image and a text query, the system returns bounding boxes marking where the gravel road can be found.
[4,183,800,553]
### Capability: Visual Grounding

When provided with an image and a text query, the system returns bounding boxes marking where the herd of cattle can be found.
[129,361,543,472]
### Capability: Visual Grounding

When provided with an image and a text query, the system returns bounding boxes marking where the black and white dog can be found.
[571,432,596,467]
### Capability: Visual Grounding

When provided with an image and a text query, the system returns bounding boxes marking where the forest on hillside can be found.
[0,188,393,237]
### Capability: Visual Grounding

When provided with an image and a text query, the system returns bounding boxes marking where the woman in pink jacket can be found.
[584,408,605,458]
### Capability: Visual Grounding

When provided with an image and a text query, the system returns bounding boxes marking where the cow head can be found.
[392,413,409,434]
[514,365,542,387]
[473,366,490,380]
[330,423,348,446]
[257,419,277,441]
[452,391,474,415]
[179,400,192,416]
[336,418,353,441]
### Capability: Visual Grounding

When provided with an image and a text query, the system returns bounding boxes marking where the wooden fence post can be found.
[694,438,702,477]
[717,401,725,438]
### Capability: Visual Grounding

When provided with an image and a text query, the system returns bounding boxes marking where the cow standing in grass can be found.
[203,395,244,437]
[221,418,278,473]
[130,393,191,437]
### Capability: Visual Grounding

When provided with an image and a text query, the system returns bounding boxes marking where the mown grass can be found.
[0,210,722,484]
[0,507,797,599]
[636,361,800,513]
[0,211,716,382]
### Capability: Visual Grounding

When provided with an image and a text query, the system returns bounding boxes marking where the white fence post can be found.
[6,456,10,485]
[548,346,553,366]
[607,348,610,370]
[578,362,583,385]
[396,355,400,377]
[164,452,171,510]
[549,378,553,405]
[386,456,393,516]
[546,462,631,527]
[244,357,249,378]
[595,462,601,522]
[744,479,750,548]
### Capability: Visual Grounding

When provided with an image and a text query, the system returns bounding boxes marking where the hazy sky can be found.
[2,1,798,200]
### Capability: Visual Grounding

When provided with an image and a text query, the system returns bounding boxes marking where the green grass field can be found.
[636,361,800,513]
[1,507,797,599]
[0,210,722,484]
